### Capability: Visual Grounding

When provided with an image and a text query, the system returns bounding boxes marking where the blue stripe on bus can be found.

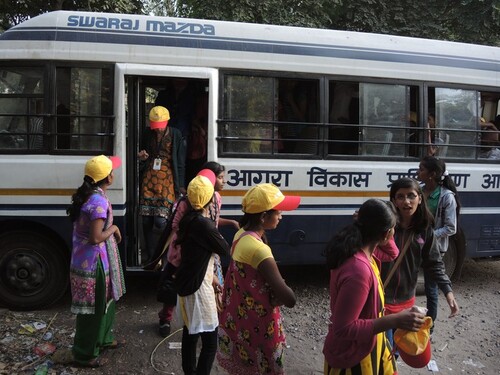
[3,27,499,73]
[223,191,500,210]
[0,203,127,211]
[0,192,498,211]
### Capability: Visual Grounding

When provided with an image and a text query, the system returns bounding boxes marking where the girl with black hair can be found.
[217,183,299,375]
[201,160,239,233]
[382,177,459,346]
[157,161,239,337]
[323,199,425,375]
[417,156,460,330]
[173,175,230,375]
[67,155,125,368]
[200,161,239,311]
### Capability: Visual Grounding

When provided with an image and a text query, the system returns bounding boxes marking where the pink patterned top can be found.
[217,230,286,375]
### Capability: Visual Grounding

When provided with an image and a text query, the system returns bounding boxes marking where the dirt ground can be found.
[1,258,499,375]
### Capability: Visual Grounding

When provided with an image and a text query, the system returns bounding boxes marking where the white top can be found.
[176,254,218,334]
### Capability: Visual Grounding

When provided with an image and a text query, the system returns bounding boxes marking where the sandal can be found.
[103,338,127,350]
[74,357,108,368]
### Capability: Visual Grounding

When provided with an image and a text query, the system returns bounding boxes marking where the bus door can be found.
[121,66,217,270]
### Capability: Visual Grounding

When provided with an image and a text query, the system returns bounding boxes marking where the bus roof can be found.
[1,11,499,86]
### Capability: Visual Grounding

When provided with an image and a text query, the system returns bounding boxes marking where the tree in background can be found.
[446,0,500,46]
[176,0,331,28]
[0,0,142,31]
[174,0,499,46]
[142,0,176,17]
[324,0,500,46]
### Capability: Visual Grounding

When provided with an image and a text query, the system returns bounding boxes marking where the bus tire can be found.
[0,231,69,310]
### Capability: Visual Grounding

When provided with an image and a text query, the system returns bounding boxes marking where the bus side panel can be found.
[461,214,500,257]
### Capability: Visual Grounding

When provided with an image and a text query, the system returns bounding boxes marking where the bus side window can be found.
[277,79,319,155]
[0,67,44,152]
[328,81,360,155]
[430,87,478,159]
[55,66,113,153]
[221,75,278,155]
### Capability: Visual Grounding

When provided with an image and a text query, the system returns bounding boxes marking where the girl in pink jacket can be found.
[323,199,425,375]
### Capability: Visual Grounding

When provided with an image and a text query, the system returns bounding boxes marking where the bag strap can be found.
[383,233,413,288]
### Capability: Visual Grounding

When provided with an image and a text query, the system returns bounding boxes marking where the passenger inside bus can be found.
[278,79,319,154]
[328,82,360,155]
[278,80,308,153]
[185,90,209,183]
[426,113,447,157]
[479,121,500,160]
[0,130,16,149]
[155,78,196,186]
[28,99,44,149]
[155,78,195,144]
[407,111,418,157]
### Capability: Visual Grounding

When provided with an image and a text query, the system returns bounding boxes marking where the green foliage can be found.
[0,0,142,31]
[142,0,176,16]
[175,0,499,46]
[176,0,331,28]
[325,0,500,46]
[446,0,500,46]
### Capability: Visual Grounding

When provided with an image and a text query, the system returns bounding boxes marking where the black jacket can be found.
[174,214,229,296]
[381,226,452,305]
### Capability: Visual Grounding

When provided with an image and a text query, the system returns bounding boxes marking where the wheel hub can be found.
[5,254,43,293]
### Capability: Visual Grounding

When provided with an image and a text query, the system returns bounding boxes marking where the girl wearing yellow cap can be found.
[138,106,186,263]
[174,174,230,375]
[217,183,300,375]
[67,155,126,368]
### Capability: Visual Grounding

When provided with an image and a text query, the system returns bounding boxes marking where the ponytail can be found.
[67,176,97,222]
[421,156,461,216]
[324,199,396,269]
[324,224,363,269]
[67,175,109,222]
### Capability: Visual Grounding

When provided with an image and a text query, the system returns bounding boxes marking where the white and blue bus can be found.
[0,11,499,310]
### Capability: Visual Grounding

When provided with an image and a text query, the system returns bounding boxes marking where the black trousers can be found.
[181,326,218,375]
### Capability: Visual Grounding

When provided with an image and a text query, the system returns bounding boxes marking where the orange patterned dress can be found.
[139,130,176,218]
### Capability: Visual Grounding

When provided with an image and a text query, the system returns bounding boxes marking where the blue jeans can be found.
[386,328,394,348]
[386,328,398,358]
[424,272,438,332]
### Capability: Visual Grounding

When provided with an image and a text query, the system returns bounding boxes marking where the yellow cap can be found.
[187,175,214,210]
[149,106,170,129]
[242,183,300,214]
[84,155,121,184]
[394,316,432,368]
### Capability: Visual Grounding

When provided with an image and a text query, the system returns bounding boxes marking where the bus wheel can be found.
[0,231,69,310]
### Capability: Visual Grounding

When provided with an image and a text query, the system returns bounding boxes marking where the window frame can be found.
[0,61,115,156]
[218,70,500,163]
